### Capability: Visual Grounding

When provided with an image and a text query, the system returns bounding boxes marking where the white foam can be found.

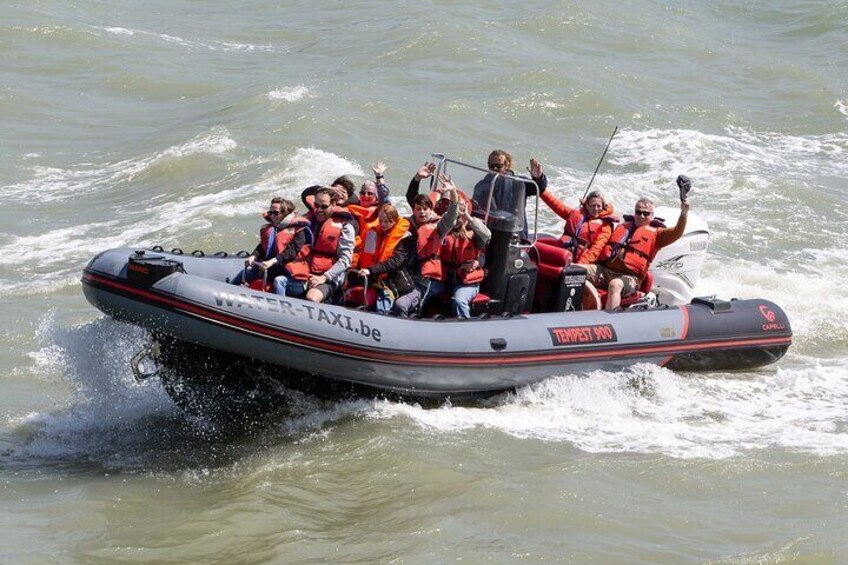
[0,146,365,296]
[95,26,278,53]
[268,86,311,103]
[837,99,848,119]
[102,26,135,36]
[364,361,848,459]
[1,128,237,204]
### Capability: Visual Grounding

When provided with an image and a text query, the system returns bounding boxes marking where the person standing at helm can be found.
[275,188,356,303]
[586,185,691,311]
[471,150,547,240]
[231,197,309,287]
[530,158,616,265]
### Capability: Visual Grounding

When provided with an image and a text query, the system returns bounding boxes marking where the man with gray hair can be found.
[585,187,690,310]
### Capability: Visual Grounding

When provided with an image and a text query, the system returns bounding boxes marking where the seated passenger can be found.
[419,179,492,318]
[231,197,308,287]
[586,192,691,310]
[275,188,356,303]
[300,175,357,211]
[532,159,616,265]
[406,161,437,208]
[356,204,418,316]
[346,162,393,268]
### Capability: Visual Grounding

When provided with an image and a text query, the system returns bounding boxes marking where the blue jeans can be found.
[375,288,394,314]
[419,279,479,318]
[273,275,307,297]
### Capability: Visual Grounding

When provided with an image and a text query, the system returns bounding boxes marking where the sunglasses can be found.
[314,204,331,210]
[488,162,506,170]
[359,191,377,197]
[635,210,652,217]
[267,210,282,216]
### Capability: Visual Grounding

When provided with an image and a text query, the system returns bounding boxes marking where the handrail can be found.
[429,153,539,245]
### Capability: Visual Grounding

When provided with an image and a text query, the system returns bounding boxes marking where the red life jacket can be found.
[601,221,661,278]
[416,220,443,281]
[440,232,484,285]
[258,217,309,260]
[285,216,346,280]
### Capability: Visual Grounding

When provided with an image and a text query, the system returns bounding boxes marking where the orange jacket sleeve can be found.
[540,190,577,221]
[655,208,689,250]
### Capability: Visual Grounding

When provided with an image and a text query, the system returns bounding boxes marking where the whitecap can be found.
[1,128,237,204]
[268,86,311,103]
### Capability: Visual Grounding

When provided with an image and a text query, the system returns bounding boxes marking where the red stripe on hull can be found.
[83,272,792,368]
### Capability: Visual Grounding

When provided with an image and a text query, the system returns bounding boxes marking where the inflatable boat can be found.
[81,157,791,401]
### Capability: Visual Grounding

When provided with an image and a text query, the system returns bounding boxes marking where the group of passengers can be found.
[234,151,690,315]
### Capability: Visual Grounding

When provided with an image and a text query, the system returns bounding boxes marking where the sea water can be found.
[1,1,846,562]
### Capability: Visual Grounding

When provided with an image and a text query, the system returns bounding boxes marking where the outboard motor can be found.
[650,208,710,305]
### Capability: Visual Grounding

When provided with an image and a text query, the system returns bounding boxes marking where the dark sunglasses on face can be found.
[314,204,331,210]
[635,210,652,217]
[488,162,506,170]
[267,210,282,216]
[360,191,377,197]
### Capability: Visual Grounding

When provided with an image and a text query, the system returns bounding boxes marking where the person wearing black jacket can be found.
[361,232,418,316]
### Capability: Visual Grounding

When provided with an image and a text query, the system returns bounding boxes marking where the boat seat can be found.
[531,239,573,312]
[343,285,377,309]
[469,292,491,316]
[247,278,272,293]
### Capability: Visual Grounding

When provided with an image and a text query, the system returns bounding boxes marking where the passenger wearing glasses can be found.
[586,191,691,310]
[231,197,309,288]
[277,188,356,303]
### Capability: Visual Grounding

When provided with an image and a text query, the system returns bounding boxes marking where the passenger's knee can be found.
[305,288,325,303]
[608,279,624,293]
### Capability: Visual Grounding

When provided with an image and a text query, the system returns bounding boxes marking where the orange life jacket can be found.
[345,203,378,268]
[359,217,410,270]
[285,216,346,280]
[601,221,660,278]
[559,206,615,263]
[416,220,443,281]
[258,217,309,260]
[440,232,484,285]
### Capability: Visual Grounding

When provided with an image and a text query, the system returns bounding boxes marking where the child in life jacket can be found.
[231,197,309,287]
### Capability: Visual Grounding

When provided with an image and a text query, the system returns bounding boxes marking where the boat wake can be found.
[1,317,376,476]
[4,315,845,474]
[370,359,848,459]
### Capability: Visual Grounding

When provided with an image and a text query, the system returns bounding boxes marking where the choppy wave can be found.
[95,26,280,53]
[268,86,312,103]
[0,146,364,296]
[2,317,374,473]
[2,128,237,204]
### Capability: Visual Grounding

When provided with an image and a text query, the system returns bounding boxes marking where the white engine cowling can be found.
[649,207,709,306]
